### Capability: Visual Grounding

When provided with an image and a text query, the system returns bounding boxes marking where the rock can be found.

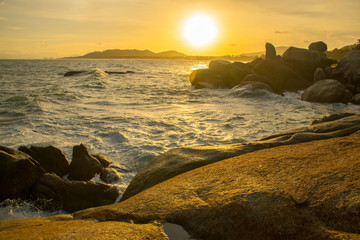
[308,41,328,52]
[241,73,283,95]
[253,59,310,91]
[301,79,352,103]
[68,144,103,181]
[18,145,70,177]
[189,69,224,89]
[265,42,276,60]
[64,71,87,77]
[313,67,328,82]
[33,173,70,202]
[121,114,360,201]
[351,93,360,104]
[282,46,335,81]
[62,180,119,213]
[0,146,45,201]
[232,81,274,94]
[92,154,111,168]
[333,50,360,93]
[100,165,129,184]
[75,133,360,239]
[246,57,263,69]
[0,215,168,240]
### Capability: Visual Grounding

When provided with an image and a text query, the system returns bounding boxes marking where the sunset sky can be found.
[0,0,359,59]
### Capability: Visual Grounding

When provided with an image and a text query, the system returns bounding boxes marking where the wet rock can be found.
[75,133,360,239]
[308,41,327,52]
[0,146,45,201]
[241,73,283,95]
[121,114,360,201]
[68,144,103,181]
[282,46,335,81]
[265,42,276,60]
[313,67,328,82]
[301,79,352,103]
[92,154,111,168]
[351,93,360,104]
[189,69,225,89]
[253,59,310,91]
[18,145,70,177]
[64,71,87,77]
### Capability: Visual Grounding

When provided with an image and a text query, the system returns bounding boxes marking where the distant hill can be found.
[66,49,188,59]
[326,41,359,61]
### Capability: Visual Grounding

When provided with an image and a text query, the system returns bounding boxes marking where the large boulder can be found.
[308,41,327,52]
[68,144,103,181]
[241,73,283,95]
[313,67,328,82]
[75,133,360,239]
[0,146,45,201]
[301,79,352,103]
[282,46,335,81]
[253,58,310,91]
[18,145,70,177]
[121,114,360,201]
[332,50,360,94]
[265,42,277,60]
[0,215,168,240]
[189,68,225,89]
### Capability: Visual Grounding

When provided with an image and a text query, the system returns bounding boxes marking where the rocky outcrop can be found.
[100,165,129,184]
[18,145,70,177]
[73,132,360,239]
[240,73,284,95]
[308,41,327,52]
[313,67,328,82]
[0,215,168,240]
[0,146,45,201]
[265,42,277,60]
[333,50,360,94]
[301,79,353,103]
[121,114,360,201]
[68,144,103,181]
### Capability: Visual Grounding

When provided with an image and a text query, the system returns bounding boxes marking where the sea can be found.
[1,59,359,220]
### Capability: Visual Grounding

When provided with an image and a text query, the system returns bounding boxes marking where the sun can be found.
[183,14,218,48]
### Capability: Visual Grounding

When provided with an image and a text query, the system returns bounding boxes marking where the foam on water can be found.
[1,59,359,220]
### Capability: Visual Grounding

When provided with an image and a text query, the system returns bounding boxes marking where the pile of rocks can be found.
[190,41,360,104]
[0,144,129,212]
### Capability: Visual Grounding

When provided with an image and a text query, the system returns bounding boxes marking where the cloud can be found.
[275,31,289,34]
[8,27,24,30]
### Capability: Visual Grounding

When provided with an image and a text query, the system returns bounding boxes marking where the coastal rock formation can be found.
[265,42,277,60]
[301,79,352,103]
[189,68,224,89]
[240,73,283,95]
[100,165,129,184]
[92,154,111,168]
[64,69,135,77]
[313,67,328,82]
[0,215,168,240]
[333,50,360,94]
[308,41,328,52]
[68,144,103,181]
[74,132,360,239]
[121,114,360,201]
[0,146,45,201]
[282,46,335,81]
[18,145,70,177]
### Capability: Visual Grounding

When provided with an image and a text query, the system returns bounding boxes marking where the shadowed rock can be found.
[308,41,327,52]
[301,79,352,104]
[313,67,328,82]
[333,50,360,94]
[240,73,283,95]
[265,42,276,60]
[121,114,360,201]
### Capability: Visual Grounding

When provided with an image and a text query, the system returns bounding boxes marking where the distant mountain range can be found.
[65,49,188,59]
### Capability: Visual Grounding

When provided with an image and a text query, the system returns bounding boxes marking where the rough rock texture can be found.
[301,79,352,103]
[18,145,70,177]
[282,47,334,81]
[253,58,310,91]
[333,50,360,94]
[75,132,360,239]
[121,114,360,201]
[308,41,328,52]
[0,146,45,201]
[0,215,168,240]
[68,144,103,181]
[93,154,111,168]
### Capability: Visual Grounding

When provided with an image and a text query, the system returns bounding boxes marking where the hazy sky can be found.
[0,0,359,58]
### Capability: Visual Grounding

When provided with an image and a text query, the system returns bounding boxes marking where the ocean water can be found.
[1,59,359,220]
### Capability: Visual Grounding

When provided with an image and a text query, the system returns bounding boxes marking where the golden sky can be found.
[0,0,359,59]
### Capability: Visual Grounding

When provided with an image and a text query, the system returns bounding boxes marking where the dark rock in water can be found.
[189,68,225,89]
[282,47,335,81]
[64,71,87,77]
[68,144,103,181]
[92,154,111,168]
[308,41,328,52]
[311,113,355,125]
[104,71,135,74]
[62,180,119,213]
[241,73,284,95]
[18,145,70,177]
[301,79,352,103]
[0,146,45,201]
[333,50,360,94]
[100,164,130,184]
[351,93,360,104]
[121,114,360,201]
[265,42,276,60]
[33,173,118,212]
[233,81,274,94]
[313,68,328,82]
[253,59,309,91]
